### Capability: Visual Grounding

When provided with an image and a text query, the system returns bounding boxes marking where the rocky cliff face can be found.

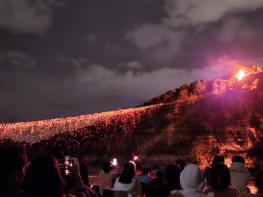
[1,65,263,167]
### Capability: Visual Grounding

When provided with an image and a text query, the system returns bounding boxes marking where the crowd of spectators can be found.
[1,142,263,197]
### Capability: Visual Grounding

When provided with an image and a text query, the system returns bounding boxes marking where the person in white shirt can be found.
[113,162,142,197]
[169,164,206,197]
[229,156,250,193]
[98,162,113,196]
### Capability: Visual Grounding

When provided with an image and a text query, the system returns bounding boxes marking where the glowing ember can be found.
[235,69,246,81]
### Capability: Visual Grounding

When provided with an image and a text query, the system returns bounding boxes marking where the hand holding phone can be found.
[61,156,79,177]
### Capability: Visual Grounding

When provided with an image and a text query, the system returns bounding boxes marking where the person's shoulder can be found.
[220,187,240,197]
[228,186,240,193]
[204,166,212,172]
[64,194,77,197]
[204,187,213,194]
[113,178,123,190]
[113,178,119,186]
[169,190,184,197]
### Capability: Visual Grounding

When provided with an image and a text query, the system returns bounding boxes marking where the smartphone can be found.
[133,155,139,161]
[59,156,77,176]
[111,158,118,167]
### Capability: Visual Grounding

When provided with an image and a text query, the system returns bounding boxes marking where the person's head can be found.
[176,159,186,170]
[256,171,263,193]
[0,144,28,192]
[212,155,225,166]
[22,154,64,197]
[119,162,135,184]
[165,164,182,189]
[210,163,231,191]
[50,147,64,160]
[232,155,245,164]
[180,164,203,190]
[102,162,111,173]
[156,170,164,180]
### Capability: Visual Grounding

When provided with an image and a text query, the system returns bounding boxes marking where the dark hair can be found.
[176,159,186,169]
[232,155,245,163]
[210,163,231,190]
[119,162,135,184]
[212,155,224,166]
[0,145,26,178]
[22,154,64,197]
[156,170,164,180]
[103,162,111,173]
[50,147,64,160]
[256,171,263,193]
[164,164,181,190]
[0,144,27,193]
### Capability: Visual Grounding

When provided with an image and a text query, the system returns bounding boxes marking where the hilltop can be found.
[1,65,263,167]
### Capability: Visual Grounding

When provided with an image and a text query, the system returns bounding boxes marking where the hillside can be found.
[1,65,263,167]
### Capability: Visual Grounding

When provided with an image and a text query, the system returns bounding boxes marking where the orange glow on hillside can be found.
[235,69,246,81]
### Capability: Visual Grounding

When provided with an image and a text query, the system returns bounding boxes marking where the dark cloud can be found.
[164,0,263,27]
[0,0,63,34]
[0,0,263,122]
[128,0,263,68]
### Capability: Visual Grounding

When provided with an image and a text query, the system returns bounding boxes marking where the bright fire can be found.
[235,69,246,81]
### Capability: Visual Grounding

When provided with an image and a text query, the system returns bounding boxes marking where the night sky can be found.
[1,0,263,123]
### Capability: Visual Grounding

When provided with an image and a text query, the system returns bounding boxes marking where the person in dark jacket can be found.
[149,170,165,197]
[19,154,66,197]
[163,164,182,196]
[203,155,225,189]
[0,143,28,197]
[204,163,239,197]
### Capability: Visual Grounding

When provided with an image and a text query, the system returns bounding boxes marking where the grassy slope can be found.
[1,66,263,166]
